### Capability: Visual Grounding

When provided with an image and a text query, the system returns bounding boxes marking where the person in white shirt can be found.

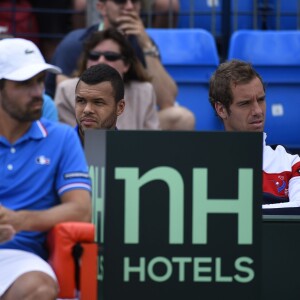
[209,59,300,209]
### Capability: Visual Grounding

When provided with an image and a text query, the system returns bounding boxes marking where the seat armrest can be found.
[47,222,97,300]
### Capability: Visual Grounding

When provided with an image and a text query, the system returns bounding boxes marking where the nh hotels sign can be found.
[85,131,262,300]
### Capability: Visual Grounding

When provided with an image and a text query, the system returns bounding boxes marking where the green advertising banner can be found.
[85,131,262,300]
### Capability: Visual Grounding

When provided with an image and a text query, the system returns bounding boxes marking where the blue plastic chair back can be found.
[147,28,221,131]
[228,30,300,149]
[266,0,300,30]
[178,0,259,35]
[228,30,300,65]
[178,0,222,34]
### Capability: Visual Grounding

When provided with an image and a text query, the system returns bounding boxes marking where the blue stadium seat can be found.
[228,30,300,149]
[266,0,299,30]
[178,0,259,35]
[177,0,222,34]
[146,28,222,131]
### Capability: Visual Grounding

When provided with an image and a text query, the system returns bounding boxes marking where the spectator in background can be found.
[141,0,180,28]
[74,0,180,29]
[75,63,125,145]
[71,0,87,29]
[55,28,160,130]
[47,0,195,130]
[209,59,300,210]
[0,38,91,299]
[29,0,87,62]
[0,0,39,46]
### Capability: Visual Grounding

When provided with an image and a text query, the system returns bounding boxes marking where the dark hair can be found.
[76,63,124,103]
[75,28,150,83]
[209,59,265,113]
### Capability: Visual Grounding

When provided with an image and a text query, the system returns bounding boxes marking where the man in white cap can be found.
[0,38,92,300]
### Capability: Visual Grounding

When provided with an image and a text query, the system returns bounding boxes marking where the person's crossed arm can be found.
[0,190,91,233]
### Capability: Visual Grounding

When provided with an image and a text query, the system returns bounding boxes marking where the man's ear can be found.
[117,99,125,116]
[215,101,228,120]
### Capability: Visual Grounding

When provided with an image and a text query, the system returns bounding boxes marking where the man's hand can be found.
[116,10,152,48]
[0,224,15,243]
[0,205,20,231]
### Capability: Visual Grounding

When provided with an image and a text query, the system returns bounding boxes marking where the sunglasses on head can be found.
[87,51,124,62]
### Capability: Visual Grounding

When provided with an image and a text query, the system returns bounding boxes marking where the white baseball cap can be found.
[0,38,61,81]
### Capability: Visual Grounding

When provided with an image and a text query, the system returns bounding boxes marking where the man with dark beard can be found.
[75,63,125,146]
[0,38,92,300]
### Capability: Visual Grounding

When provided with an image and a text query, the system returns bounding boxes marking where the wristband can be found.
[143,45,159,58]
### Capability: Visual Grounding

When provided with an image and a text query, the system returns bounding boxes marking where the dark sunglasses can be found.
[87,51,124,62]
[110,0,140,4]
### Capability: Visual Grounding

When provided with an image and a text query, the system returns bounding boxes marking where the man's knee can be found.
[2,271,58,300]
[158,106,195,130]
